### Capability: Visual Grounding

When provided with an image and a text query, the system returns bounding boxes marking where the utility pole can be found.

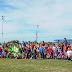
[36,25,39,42]
[2,16,5,45]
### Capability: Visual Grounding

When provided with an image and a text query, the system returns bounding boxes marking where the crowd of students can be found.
[0,38,72,61]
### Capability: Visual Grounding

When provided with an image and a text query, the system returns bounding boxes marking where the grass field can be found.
[0,59,72,72]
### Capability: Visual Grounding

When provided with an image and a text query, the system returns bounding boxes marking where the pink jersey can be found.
[59,52,65,57]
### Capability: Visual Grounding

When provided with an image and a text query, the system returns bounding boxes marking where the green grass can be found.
[0,59,72,72]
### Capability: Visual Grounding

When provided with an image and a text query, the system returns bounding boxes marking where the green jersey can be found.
[18,53,22,56]
[12,46,14,52]
[8,49,12,52]
[15,48,19,53]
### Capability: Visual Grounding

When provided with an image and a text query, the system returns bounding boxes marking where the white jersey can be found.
[53,46,57,53]
[67,50,72,57]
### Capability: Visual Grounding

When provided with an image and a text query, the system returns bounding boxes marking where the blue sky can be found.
[0,0,72,42]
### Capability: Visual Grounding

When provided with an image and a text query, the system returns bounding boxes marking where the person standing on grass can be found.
[36,47,40,59]
[27,46,31,59]
[49,45,53,59]
[22,45,27,59]
[32,46,37,59]
[7,47,12,58]
[24,46,27,59]
[43,47,47,59]
[39,44,44,59]
[57,45,61,58]
[52,44,57,59]
[47,45,50,59]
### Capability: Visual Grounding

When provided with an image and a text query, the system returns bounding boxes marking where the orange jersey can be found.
[19,44,21,47]
[36,44,40,48]
[30,45,32,49]
[63,46,66,51]
[70,47,72,50]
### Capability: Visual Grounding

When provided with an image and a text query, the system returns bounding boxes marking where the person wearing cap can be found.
[66,48,72,60]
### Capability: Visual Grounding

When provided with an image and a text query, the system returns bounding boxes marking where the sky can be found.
[0,0,72,42]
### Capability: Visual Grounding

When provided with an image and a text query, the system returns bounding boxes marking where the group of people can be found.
[0,38,72,61]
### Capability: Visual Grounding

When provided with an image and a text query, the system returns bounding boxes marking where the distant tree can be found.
[0,42,1,45]
[7,40,20,44]
[50,42,53,45]
[58,40,60,44]
[45,42,48,45]
[45,42,53,45]
[67,39,71,44]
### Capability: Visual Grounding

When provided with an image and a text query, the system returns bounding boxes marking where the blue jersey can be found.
[39,47,44,53]
[64,40,67,43]
[22,43,26,46]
